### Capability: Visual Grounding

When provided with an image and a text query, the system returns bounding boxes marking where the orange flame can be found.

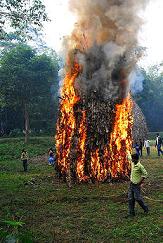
[56,61,81,175]
[109,96,133,178]
[56,61,133,182]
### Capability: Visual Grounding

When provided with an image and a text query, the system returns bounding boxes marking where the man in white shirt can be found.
[144,140,150,156]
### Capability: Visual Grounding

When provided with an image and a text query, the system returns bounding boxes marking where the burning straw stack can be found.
[132,101,148,143]
[55,0,149,185]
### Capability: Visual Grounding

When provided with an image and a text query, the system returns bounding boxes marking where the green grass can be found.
[0,137,162,242]
[0,136,54,159]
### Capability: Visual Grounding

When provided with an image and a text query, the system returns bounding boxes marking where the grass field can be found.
[0,137,162,242]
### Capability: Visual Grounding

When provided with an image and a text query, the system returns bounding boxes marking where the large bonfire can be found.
[55,0,148,184]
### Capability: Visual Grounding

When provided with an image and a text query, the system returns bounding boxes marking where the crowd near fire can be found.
[55,0,149,184]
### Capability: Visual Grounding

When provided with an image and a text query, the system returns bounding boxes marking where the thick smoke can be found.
[65,0,148,102]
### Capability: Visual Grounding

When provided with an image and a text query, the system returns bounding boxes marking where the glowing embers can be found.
[56,63,133,183]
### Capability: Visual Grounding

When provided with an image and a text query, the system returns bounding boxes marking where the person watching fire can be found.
[127,153,149,217]
[144,139,150,156]
[21,149,29,172]
[155,133,163,156]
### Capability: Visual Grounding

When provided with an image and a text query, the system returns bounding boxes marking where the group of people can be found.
[20,147,56,172]
[134,139,150,156]
[134,133,163,157]
[20,134,163,218]
[20,134,162,172]
[128,133,163,217]
[20,148,150,218]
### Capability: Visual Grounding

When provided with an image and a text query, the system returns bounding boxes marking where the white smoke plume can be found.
[129,68,144,94]
[64,0,149,102]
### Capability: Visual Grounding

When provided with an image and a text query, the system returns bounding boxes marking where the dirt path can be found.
[29,154,48,164]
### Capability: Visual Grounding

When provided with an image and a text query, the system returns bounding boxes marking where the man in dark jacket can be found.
[155,133,163,156]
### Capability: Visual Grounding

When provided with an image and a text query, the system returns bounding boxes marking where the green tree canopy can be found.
[0,44,59,142]
[134,65,163,131]
[0,0,48,40]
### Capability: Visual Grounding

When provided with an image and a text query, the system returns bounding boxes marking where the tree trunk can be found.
[24,104,30,143]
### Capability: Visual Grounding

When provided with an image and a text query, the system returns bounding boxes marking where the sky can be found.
[43,0,163,68]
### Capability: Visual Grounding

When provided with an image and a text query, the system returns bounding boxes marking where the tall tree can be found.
[134,65,163,131]
[0,44,59,142]
[0,0,48,40]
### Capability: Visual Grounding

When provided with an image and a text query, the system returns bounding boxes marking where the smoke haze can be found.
[55,0,150,183]
[64,0,149,102]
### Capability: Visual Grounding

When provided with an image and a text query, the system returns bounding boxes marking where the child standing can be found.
[21,149,28,172]
[48,148,55,165]
[127,153,148,217]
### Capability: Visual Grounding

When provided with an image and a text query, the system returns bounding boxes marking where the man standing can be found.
[134,143,140,156]
[155,133,163,156]
[144,139,150,156]
[21,149,29,172]
[127,153,148,217]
